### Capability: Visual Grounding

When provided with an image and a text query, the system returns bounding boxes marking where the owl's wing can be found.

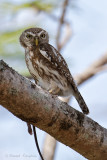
[39,43,72,81]
[39,43,89,114]
[39,43,77,92]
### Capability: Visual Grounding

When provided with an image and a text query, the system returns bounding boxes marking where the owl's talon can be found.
[49,87,60,95]
[49,89,56,94]
[49,89,53,94]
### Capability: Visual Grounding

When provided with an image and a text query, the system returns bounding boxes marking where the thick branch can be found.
[0,60,107,160]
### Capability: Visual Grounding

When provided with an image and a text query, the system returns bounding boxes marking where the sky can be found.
[0,0,107,160]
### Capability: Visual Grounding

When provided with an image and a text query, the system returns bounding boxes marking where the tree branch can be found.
[75,53,107,85]
[0,60,107,160]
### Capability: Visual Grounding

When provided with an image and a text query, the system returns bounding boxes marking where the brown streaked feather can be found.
[39,43,89,114]
[39,43,76,87]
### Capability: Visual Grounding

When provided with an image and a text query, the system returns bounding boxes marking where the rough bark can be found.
[0,60,107,160]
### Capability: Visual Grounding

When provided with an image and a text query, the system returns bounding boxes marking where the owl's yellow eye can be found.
[41,34,46,38]
[26,34,32,38]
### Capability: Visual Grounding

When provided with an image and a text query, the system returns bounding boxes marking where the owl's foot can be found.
[49,87,60,95]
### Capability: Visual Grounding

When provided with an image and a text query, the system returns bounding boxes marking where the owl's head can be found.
[19,28,49,49]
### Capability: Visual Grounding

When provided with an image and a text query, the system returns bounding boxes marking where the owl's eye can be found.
[41,34,46,38]
[26,34,32,39]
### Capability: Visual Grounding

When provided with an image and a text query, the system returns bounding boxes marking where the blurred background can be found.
[0,0,107,160]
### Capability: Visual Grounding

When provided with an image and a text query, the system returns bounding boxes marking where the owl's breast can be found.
[25,48,70,96]
[25,49,52,90]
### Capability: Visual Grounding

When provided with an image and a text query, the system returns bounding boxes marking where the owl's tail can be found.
[73,88,89,115]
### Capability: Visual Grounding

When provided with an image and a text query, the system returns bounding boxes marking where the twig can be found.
[33,126,44,160]
[58,23,72,51]
[56,0,69,51]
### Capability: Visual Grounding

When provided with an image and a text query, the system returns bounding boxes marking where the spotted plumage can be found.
[20,28,89,114]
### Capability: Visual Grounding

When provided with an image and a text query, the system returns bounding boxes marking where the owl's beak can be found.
[35,37,39,46]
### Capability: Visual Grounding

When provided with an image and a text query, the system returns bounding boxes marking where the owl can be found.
[19,28,89,114]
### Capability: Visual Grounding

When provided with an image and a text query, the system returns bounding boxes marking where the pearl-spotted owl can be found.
[20,28,89,114]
